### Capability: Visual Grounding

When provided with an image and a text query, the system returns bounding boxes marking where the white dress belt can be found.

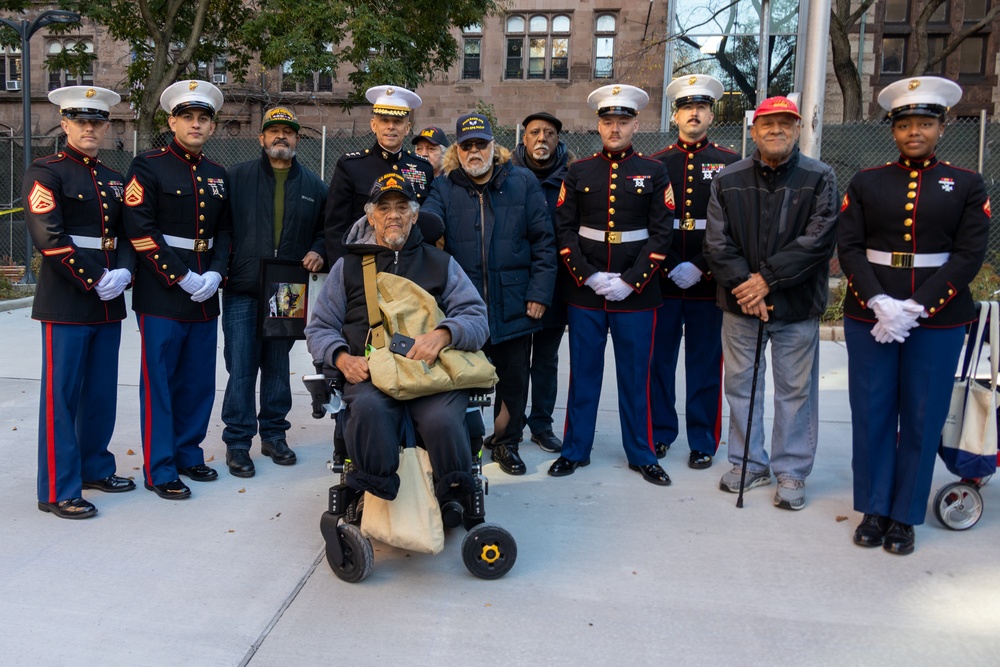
[162,234,214,251]
[866,249,950,269]
[674,218,708,230]
[578,226,650,244]
[70,234,116,250]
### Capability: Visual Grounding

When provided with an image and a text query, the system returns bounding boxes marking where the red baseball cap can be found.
[752,96,801,122]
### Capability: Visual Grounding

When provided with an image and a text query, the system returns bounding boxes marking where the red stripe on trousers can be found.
[44,323,57,502]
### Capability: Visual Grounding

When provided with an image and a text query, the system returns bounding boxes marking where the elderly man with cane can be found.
[704,96,838,510]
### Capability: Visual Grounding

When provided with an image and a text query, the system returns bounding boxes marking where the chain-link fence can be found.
[3,117,999,273]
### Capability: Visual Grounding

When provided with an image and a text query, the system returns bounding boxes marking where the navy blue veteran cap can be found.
[48,86,120,121]
[412,126,450,147]
[878,76,962,120]
[369,172,417,203]
[159,79,224,116]
[456,113,493,143]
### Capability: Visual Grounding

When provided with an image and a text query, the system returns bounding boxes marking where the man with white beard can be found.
[221,107,328,477]
[422,112,556,477]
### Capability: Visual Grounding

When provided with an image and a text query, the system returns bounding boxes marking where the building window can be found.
[46,39,94,91]
[884,0,908,22]
[1,45,21,92]
[965,0,989,20]
[594,13,616,79]
[926,35,946,74]
[462,24,482,79]
[880,36,905,74]
[929,2,948,23]
[960,36,987,75]
[505,13,570,80]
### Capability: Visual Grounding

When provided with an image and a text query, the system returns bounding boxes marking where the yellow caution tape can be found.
[0,207,24,216]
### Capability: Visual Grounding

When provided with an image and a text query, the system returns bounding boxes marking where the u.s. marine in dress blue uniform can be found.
[839,76,990,554]
[123,80,232,499]
[650,75,738,468]
[548,84,673,486]
[324,85,435,262]
[26,86,138,519]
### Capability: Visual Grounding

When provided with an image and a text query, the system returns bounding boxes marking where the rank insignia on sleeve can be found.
[557,182,566,207]
[125,176,144,207]
[840,193,849,212]
[664,184,675,211]
[130,236,158,252]
[986,198,992,217]
[28,182,56,214]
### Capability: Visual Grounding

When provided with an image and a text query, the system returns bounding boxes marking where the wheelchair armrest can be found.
[303,359,345,419]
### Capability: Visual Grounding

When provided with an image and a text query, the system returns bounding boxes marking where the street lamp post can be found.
[0,10,80,285]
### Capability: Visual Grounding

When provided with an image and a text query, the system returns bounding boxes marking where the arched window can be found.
[505,12,571,80]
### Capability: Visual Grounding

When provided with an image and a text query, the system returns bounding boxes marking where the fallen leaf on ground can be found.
[239,488,246,493]
[835,515,849,522]
[126,449,135,455]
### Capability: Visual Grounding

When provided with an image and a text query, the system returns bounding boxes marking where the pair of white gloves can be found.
[95,269,131,301]
[868,294,926,344]
[584,272,633,301]
[667,262,702,289]
[178,270,222,303]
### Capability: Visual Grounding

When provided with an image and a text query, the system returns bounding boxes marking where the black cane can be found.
[736,314,767,509]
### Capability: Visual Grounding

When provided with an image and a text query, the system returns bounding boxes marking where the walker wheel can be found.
[462,523,517,579]
[933,482,984,531]
[328,523,374,583]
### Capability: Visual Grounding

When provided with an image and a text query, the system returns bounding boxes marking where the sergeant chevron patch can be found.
[28,182,56,214]
[125,176,144,207]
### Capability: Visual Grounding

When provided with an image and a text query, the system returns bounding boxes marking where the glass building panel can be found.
[529,16,548,33]
[960,36,986,74]
[551,37,568,78]
[553,15,571,32]
[528,37,546,78]
[881,37,905,73]
[506,38,523,78]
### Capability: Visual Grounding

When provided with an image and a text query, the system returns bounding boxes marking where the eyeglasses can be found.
[458,140,490,152]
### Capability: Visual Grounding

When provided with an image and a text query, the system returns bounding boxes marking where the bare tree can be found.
[829,0,877,122]
[909,0,999,75]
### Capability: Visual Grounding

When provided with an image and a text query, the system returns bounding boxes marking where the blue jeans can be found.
[721,313,820,480]
[221,292,295,450]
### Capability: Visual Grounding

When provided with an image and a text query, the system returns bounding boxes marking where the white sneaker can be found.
[719,465,772,493]
[773,475,806,510]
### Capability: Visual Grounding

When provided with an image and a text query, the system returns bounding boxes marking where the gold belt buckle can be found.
[681,218,695,231]
[193,239,208,252]
[607,231,621,244]
[101,237,116,250]
[890,252,914,269]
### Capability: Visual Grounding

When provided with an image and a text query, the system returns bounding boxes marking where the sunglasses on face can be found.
[458,140,490,152]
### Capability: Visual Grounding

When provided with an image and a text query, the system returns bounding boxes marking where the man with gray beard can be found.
[423,113,556,477]
[221,107,328,477]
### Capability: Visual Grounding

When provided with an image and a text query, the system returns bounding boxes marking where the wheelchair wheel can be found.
[933,482,984,531]
[327,523,374,583]
[462,523,517,580]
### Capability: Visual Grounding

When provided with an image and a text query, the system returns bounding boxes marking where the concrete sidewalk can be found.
[0,298,998,666]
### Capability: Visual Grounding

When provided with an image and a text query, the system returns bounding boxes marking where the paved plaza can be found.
[0,296,998,666]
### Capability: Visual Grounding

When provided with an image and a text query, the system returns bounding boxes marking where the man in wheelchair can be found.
[304,173,489,505]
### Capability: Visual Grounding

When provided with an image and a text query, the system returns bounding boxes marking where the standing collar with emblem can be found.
[374,141,403,161]
[62,143,101,166]
[600,145,635,161]
[897,154,939,170]
[168,139,204,165]
[675,137,709,152]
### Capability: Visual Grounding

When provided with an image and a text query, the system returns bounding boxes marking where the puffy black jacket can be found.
[704,147,838,321]
[226,152,328,296]
[422,146,556,344]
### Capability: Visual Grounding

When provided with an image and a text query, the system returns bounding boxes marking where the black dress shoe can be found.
[853,513,890,548]
[226,449,256,478]
[491,443,527,475]
[82,474,136,493]
[629,463,672,486]
[530,430,563,453]
[261,439,297,465]
[883,520,915,555]
[655,442,670,459]
[547,456,590,477]
[688,451,713,469]
[143,479,191,500]
[38,497,97,519]
[178,464,218,482]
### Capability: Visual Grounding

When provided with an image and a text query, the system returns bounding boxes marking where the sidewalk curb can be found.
[0,296,33,313]
[819,325,844,342]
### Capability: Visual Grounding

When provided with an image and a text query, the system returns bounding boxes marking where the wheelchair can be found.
[303,361,517,583]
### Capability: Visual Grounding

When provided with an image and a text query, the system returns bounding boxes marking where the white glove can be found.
[584,272,615,294]
[869,294,920,340]
[871,320,908,344]
[901,298,927,320]
[668,262,703,290]
[190,271,222,303]
[179,271,206,295]
[95,268,131,301]
[598,276,634,302]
